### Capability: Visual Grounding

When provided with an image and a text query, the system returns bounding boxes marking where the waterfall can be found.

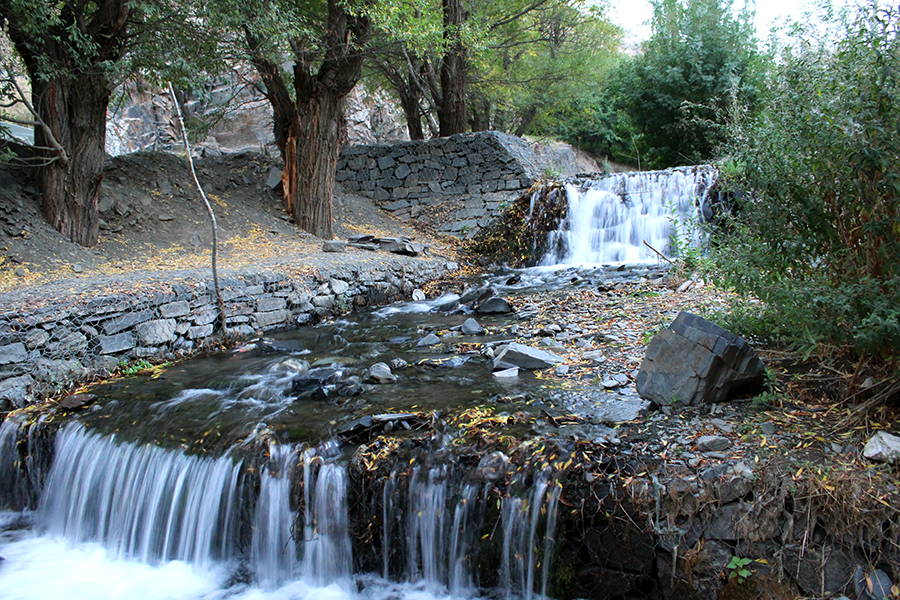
[2,417,566,599]
[300,442,353,585]
[250,443,298,587]
[500,468,562,600]
[37,423,244,568]
[542,166,717,265]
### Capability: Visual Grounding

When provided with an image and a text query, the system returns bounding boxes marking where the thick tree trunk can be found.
[438,0,468,136]
[291,90,344,239]
[33,72,110,248]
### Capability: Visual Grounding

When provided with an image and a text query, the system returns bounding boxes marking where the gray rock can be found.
[473,451,509,481]
[854,567,895,600]
[102,310,152,335]
[266,167,283,189]
[254,309,291,328]
[475,297,513,314]
[0,343,27,365]
[136,319,177,345]
[191,308,220,326]
[381,239,424,256]
[0,374,33,406]
[636,312,765,406]
[99,333,135,354]
[493,342,564,370]
[158,300,191,318]
[862,431,900,462]
[390,358,408,370]
[417,333,442,347]
[461,318,485,335]
[188,324,214,339]
[34,358,83,384]
[555,364,569,377]
[760,421,776,436]
[330,279,350,295]
[45,329,88,358]
[323,240,347,253]
[582,350,607,363]
[364,362,397,384]
[492,367,519,378]
[24,329,49,350]
[696,435,732,452]
[257,297,287,313]
[783,544,856,597]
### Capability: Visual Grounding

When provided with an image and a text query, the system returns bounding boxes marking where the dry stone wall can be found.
[336,131,545,237]
[0,260,457,411]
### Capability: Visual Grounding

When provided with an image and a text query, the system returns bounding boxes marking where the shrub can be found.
[714,1,900,359]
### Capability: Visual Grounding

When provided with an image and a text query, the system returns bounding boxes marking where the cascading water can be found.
[542,166,717,265]
[1,414,566,600]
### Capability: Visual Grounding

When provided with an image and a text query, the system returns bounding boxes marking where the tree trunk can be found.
[399,87,425,140]
[515,104,538,137]
[438,0,468,136]
[292,89,345,239]
[33,72,111,248]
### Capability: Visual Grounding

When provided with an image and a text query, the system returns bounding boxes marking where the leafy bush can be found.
[615,0,762,169]
[714,1,900,358]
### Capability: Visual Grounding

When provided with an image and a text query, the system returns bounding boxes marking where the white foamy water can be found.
[543,167,717,266]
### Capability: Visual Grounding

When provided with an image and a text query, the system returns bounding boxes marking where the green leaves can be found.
[714,0,900,358]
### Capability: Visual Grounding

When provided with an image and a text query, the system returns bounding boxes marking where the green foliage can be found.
[726,556,753,582]
[615,0,762,168]
[713,1,900,358]
[118,359,155,376]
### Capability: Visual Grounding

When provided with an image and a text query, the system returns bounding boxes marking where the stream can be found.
[0,167,717,600]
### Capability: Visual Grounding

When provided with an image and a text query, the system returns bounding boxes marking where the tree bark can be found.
[292,90,345,238]
[2,0,131,248]
[32,70,111,248]
[438,0,468,136]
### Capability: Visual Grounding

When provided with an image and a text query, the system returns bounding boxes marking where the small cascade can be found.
[300,441,353,585]
[375,454,563,599]
[37,423,244,567]
[500,469,563,600]
[2,413,568,599]
[0,417,20,508]
[543,166,717,265]
[250,443,298,587]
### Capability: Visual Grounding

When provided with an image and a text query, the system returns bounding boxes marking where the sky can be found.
[609,0,857,41]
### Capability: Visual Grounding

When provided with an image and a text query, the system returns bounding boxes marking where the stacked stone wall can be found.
[0,260,457,410]
[336,131,544,237]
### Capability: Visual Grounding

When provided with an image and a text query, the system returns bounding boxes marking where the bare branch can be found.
[7,77,69,166]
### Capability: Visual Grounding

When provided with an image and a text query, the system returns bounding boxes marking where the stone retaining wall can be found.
[0,260,457,411]
[336,131,545,238]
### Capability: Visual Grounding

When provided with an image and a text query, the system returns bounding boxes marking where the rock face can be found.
[636,312,765,406]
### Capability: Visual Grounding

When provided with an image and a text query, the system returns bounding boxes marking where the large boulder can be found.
[636,312,765,406]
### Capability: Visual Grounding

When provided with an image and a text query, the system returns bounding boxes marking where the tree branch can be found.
[6,75,69,166]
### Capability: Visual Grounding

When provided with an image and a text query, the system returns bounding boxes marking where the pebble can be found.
[555,364,569,377]
[711,418,733,433]
[696,435,732,452]
[760,421,776,435]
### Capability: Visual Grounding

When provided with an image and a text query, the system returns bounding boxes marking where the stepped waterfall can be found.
[542,166,718,265]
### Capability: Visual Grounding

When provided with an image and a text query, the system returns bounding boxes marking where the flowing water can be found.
[543,167,717,265]
[0,167,715,600]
